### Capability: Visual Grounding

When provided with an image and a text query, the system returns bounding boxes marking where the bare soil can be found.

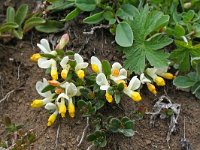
[0,1,200,150]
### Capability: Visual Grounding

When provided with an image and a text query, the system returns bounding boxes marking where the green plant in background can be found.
[170,40,200,72]
[0,116,36,149]
[122,5,173,74]
[0,4,45,39]
[45,0,141,47]
[173,57,200,99]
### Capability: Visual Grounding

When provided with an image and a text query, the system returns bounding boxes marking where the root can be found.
[83,24,110,35]
[0,89,15,103]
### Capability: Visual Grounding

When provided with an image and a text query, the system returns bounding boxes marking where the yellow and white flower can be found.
[31,78,55,108]
[91,56,102,74]
[146,68,166,86]
[45,103,58,126]
[140,73,157,95]
[155,67,174,80]
[38,58,58,80]
[110,62,127,82]
[56,82,77,118]
[74,53,88,79]
[124,76,142,102]
[96,73,113,103]
[60,56,70,79]
[37,39,57,56]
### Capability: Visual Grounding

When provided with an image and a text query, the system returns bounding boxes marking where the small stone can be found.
[145,139,151,145]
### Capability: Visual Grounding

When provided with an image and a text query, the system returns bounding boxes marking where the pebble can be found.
[145,139,151,145]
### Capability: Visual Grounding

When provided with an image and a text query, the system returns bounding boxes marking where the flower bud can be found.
[58,104,66,118]
[48,80,60,86]
[162,73,174,80]
[105,92,113,103]
[184,2,191,9]
[31,99,44,108]
[147,83,157,95]
[51,69,58,80]
[131,92,142,102]
[76,70,85,79]
[155,76,165,86]
[47,113,57,126]
[61,69,69,80]
[68,102,75,118]
[30,53,41,62]
[56,33,69,50]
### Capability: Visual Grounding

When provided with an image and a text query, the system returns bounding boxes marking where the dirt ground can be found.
[0,1,200,150]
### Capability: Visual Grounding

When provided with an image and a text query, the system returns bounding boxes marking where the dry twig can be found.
[77,117,89,147]
[83,24,110,35]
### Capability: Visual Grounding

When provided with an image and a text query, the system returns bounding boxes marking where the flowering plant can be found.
[30,33,174,148]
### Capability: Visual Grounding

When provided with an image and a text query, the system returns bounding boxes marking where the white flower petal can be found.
[66,83,77,97]
[40,39,51,52]
[91,56,102,72]
[140,73,151,84]
[38,58,52,68]
[100,85,109,91]
[36,78,52,97]
[128,76,141,91]
[75,62,88,71]
[57,93,68,101]
[110,75,126,81]
[74,53,84,64]
[112,62,122,70]
[60,56,69,69]
[119,68,127,78]
[146,68,157,79]
[96,73,109,87]
[155,67,168,76]
[45,102,57,110]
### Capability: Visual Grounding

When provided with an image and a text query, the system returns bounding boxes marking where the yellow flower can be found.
[51,69,58,80]
[30,53,41,62]
[31,99,44,108]
[61,69,69,80]
[161,73,174,80]
[112,68,119,77]
[91,64,100,73]
[58,104,66,118]
[130,92,142,102]
[146,83,157,95]
[68,102,75,118]
[91,56,102,73]
[155,76,165,86]
[76,70,85,79]
[105,92,113,103]
[47,113,57,126]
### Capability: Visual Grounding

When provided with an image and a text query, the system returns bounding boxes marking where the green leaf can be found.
[122,5,172,73]
[166,24,185,37]
[0,22,19,33]
[121,129,134,137]
[23,17,46,32]
[87,130,107,147]
[35,20,64,33]
[191,82,200,99]
[182,10,195,23]
[83,11,104,24]
[12,29,23,39]
[115,22,133,47]
[170,40,200,72]
[15,4,28,26]
[6,6,15,23]
[114,93,121,104]
[173,76,196,88]
[46,0,74,11]
[64,8,81,21]
[108,118,121,132]
[101,60,111,76]
[116,4,139,20]
[41,85,55,93]
[75,0,97,12]
[103,11,116,24]
[40,53,57,59]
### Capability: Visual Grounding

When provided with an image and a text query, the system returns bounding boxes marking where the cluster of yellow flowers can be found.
[30,34,174,126]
